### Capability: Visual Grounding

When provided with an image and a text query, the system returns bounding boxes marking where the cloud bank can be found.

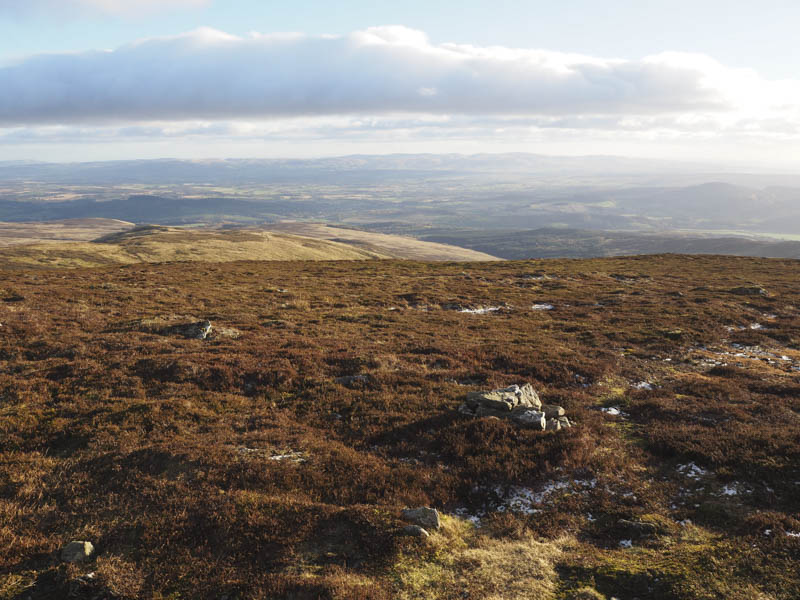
[0,26,766,125]
[1,26,798,165]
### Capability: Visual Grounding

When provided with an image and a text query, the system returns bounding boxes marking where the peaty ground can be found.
[0,255,798,599]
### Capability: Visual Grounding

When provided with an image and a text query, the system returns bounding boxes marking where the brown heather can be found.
[0,254,798,599]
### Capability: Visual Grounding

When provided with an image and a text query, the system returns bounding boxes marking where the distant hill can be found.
[420,227,800,259]
[0,223,499,268]
[0,226,387,268]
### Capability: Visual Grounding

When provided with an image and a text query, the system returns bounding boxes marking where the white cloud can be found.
[0,25,799,165]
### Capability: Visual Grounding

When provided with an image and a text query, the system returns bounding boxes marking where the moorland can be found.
[1,253,799,599]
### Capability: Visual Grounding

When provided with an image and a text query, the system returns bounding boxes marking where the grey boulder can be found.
[402,507,441,531]
[465,383,542,412]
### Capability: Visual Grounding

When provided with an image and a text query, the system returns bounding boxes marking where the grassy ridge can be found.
[0,226,386,268]
[0,255,798,599]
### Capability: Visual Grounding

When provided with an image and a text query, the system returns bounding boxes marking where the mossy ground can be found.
[0,255,798,598]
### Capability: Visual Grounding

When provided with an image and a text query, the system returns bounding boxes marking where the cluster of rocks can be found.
[458,383,572,431]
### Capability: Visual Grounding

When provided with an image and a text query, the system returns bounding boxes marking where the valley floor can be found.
[0,255,798,599]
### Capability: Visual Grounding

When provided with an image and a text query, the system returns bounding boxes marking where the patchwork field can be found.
[0,255,798,599]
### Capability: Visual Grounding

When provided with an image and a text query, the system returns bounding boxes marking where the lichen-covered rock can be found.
[402,507,441,530]
[465,383,542,412]
[558,416,572,428]
[61,540,94,563]
[517,383,542,409]
[466,388,518,411]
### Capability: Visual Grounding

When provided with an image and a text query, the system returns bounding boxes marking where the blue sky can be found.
[1,0,799,165]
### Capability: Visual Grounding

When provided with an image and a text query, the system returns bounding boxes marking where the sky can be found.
[0,0,799,166]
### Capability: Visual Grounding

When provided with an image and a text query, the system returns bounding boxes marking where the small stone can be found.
[61,541,94,563]
[401,525,430,538]
[546,418,562,431]
[402,507,441,530]
[557,416,572,428]
[511,410,546,429]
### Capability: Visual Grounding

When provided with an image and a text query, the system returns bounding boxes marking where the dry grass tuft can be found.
[394,515,569,600]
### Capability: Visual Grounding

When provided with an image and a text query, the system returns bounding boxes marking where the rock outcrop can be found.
[459,383,571,431]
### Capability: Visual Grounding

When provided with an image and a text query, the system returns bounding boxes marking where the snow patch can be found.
[677,462,707,480]
[531,303,554,311]
[460,306,503,314]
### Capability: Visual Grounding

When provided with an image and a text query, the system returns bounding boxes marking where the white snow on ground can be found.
[619,539,633,548]
[460,306,502,314]
[601,407,621,416]
[268,451,307,463]
[454,478,598,525]
[677,462,707,479]
[690,343,799,372]
[786,531,800,538]
[531,303,554,310]
[750,323,764,330]
[721,483,738,496]
[633,381,652,390]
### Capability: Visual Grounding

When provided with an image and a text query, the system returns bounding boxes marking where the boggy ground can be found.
[0,255,799,599]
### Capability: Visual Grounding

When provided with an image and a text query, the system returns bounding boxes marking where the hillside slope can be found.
[264,223,500,261]
[0,225,387,268]
[1,255,798,599]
